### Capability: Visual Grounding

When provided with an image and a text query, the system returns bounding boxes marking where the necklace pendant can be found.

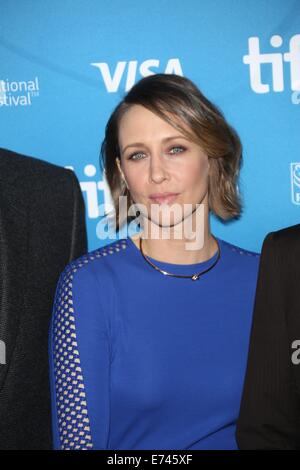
[191,274,199,281]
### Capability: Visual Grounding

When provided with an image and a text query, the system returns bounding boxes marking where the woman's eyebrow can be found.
[121,135,188,154]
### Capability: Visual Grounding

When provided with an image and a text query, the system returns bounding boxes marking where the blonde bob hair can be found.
[100,73,242,232]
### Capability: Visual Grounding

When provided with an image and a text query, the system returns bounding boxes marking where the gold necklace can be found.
[139,235,221,281]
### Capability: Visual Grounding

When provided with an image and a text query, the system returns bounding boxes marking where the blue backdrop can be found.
[1,0,299,252]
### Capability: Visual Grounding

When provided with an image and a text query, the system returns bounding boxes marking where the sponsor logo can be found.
[291,163,300,205]
[91,58,183,92]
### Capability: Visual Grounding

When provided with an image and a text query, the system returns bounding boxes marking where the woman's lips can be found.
[149,193,179,204]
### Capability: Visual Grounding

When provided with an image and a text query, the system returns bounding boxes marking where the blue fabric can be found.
[49,236,260,450]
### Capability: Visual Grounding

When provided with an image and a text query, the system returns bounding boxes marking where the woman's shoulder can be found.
[218,237,260,274]
[219,237,260,259]
[58,238,129,285]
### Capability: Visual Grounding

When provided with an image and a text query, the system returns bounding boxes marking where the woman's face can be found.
[117,104,210,229]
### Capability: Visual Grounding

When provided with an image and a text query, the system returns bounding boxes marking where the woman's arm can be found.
[49,258,111,450]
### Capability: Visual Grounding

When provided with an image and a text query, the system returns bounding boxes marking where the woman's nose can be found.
[149,152,168,184]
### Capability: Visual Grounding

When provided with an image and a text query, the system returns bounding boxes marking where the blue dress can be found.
[49,236,260,450]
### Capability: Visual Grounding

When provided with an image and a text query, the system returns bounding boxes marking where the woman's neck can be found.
[130,220,216,265]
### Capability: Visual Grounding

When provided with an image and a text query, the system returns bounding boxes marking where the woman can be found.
[49,74,260,450]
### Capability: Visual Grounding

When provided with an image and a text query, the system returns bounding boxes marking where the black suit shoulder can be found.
[236,224,300,449]
[263,224,300,280]
[0,147,82,223]
[274,223,300,238]
[268,223,300,249]
[0,147,87,449]
[0,147,75,188]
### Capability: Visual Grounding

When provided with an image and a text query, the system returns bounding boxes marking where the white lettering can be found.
[243,34,300,94]
[91,58,184,92]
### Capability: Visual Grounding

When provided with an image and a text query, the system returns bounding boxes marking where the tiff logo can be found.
[0,77,40,107]
[65,164,113,219]
[243,34,300,93]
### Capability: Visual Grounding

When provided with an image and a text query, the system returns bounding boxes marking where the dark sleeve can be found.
[67,169,88,261]
[236,232,300,449]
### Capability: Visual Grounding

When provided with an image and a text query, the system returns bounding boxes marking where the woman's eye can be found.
[128,152,146,161]
[169,146,185,154]
[128,146,185,160]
